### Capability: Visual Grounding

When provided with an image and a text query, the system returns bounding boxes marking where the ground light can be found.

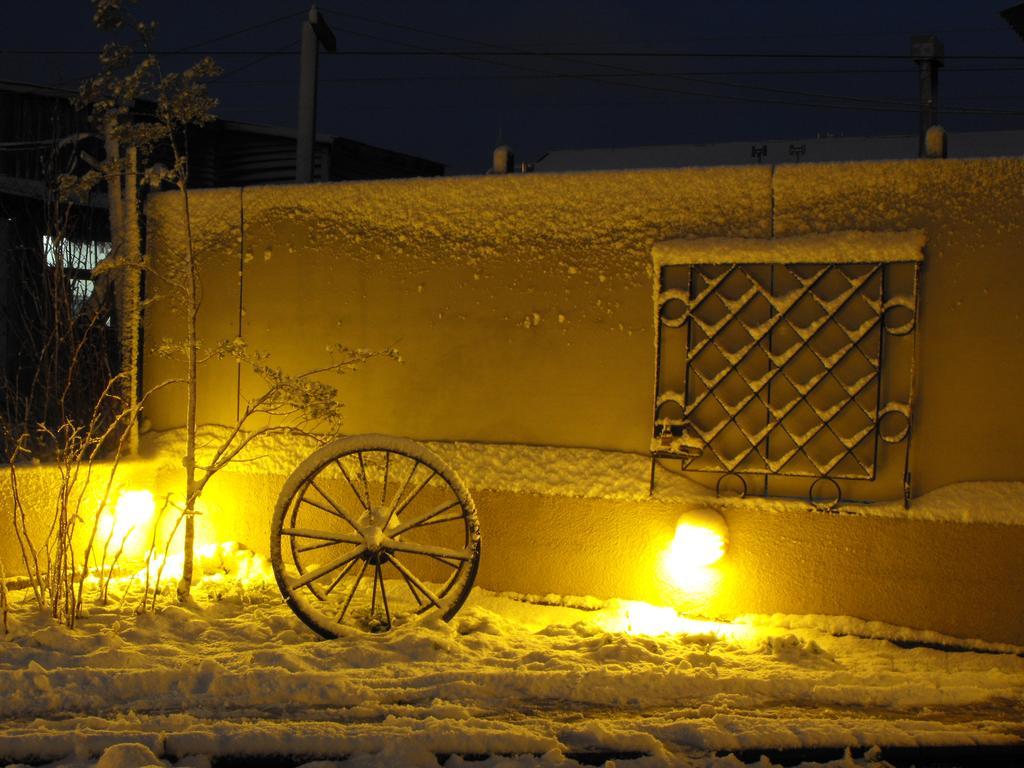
[98,489,156,555]
[664,507,729,592]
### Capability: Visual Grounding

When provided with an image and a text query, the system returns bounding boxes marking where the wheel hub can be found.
[363,524,385,552]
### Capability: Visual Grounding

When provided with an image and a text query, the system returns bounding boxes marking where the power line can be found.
[176,8,307,52]
[14,8,1023,122]
[207,97,1024,114]
[204,66,1024,85]
[215,40,299,81]
[319,7,1010,46]
[214,70,911,84]
[307,21,1024,117]
[305,7,1024,117]
[5,49,1024,60]
[31,64,1024,90]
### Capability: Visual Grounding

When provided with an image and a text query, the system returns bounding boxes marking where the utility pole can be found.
[296,5,336,183]
[1001,4,1024,40]
[0,219,8,381]
[911,35,943,159]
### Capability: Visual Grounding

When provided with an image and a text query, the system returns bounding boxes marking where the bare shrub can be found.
[1,218,139,626]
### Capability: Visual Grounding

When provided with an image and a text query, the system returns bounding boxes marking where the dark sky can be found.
[4,1,1024,174]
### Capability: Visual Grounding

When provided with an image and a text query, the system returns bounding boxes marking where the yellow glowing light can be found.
[669,522,726,568]
[664,508,728,590]
[99,489,156,545]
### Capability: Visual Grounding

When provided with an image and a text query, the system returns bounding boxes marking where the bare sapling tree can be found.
[0,553,8,634]
[73,0,222,603]
[82,0,398,603]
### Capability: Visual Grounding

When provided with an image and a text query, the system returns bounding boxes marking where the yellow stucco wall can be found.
[144,166,773,450]
[142,159,1024,493]
[129,159,1024,644]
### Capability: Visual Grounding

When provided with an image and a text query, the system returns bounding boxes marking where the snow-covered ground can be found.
[1,550,1022,768]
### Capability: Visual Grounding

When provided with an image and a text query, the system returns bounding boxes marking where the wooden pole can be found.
[296,5,336,182]
[296,7,319,182]
[911,35,943,158]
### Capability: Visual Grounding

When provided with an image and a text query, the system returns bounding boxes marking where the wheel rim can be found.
[271,435,481,637]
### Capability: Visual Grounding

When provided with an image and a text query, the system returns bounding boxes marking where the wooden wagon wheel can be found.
[271,434,481,637]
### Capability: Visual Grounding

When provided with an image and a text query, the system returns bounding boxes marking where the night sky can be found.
[3,1,1024,174]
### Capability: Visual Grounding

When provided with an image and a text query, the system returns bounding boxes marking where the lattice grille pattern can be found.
[654,260,918,484]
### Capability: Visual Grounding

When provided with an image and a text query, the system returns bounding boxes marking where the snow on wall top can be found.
[149,165,773,272]
[652,230,926,267]
[772,157,1024,239]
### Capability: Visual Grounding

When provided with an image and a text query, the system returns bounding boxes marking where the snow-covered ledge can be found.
[652,229,926,266]
[137,427,1023,527]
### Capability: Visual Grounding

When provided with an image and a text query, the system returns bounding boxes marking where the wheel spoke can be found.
[387,553,426,607]
[386,539,473,562]
[378,564,392,626]
[386,459,420,520]
[385,553,442,608]
[305,482,361,531]
[420,551,462,570]
[386,469,436,529]
[297,539,341,555]
[281,526,362,545]
[290,546,366,589]
[390,499,461,537]
[370,560,379,616]
[335,459,370,511]
[356,452,372,509]
[337,558,370,622]
[325,555,359,596]
[401,513,465,530]
[381,452,391,508]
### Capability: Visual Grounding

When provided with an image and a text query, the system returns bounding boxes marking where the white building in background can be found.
[532,129,1024,172]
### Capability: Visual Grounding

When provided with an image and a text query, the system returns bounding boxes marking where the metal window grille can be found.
[652,244,921,508]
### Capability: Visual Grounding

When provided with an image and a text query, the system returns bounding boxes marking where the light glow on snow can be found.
[617,601,686,635]
[135,541,270,586]
[599,600,751,638]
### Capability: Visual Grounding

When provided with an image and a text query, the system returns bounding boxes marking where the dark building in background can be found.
[0,81,111,421]
[186,120,444,187]
[1,80,444,194]
[0,80,443,404]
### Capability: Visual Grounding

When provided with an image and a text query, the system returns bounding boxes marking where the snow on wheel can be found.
[271,434,481,637]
